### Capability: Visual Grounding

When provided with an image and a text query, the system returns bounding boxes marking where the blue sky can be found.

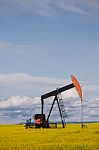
[0,0,99,124]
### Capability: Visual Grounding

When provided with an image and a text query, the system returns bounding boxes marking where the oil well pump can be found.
[34,75,82,128]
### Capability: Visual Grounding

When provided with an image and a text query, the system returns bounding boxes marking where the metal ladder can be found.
[58,93,67,125]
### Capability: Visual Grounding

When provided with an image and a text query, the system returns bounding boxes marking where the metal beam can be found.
[41,83,74,100]
[46,96,56,122]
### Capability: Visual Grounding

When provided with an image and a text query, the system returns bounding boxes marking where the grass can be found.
[0,123,99,150]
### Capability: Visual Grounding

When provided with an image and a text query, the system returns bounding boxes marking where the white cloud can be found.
[0,73,69,97]
[0,0,53,16]
[85,85,99,92]
[0,73,66,86]
[0,0,99,16]
[0,95,41,124]
[0,41,48,56]
[57,0,89,15]
[0,72,99,98]
[0,73,99,123]
[62,88,80,99]
[0,95,99,124]
[0,96,40,109]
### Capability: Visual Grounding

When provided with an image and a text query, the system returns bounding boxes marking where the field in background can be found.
[0,123,99,150]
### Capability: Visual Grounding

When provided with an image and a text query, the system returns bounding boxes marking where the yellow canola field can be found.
[0,123,99,150]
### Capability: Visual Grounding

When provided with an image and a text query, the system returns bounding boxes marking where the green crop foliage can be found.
[0,123,99,150]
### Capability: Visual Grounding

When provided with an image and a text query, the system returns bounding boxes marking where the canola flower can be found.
[0,123,99,150]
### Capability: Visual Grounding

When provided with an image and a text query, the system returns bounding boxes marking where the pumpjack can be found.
[34,75,82,128]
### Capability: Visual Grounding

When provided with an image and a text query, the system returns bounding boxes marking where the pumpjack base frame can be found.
[40,83,74,128]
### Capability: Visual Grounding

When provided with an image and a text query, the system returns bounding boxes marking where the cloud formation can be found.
[0,73,99,123]
[0,95,99,124]
[0,0,99,16]
[0,73,75,98]
[0,96,40,109]
[0,41,48,56]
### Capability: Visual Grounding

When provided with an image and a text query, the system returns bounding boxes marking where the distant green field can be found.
[0,123,99,150]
